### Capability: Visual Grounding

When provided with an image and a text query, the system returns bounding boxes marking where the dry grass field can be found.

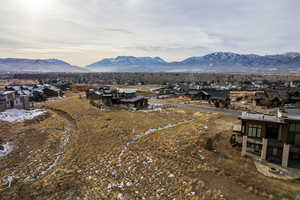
[0,93,300,200]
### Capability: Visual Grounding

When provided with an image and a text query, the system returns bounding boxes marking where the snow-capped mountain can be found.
[0,58,88,73]
[86,56,168,72]
[89,56,167,66]
[86,52,300,72]
[1,52,300,73]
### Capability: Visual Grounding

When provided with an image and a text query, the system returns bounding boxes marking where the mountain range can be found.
[1,52,300,73]
[86,52,300,73]
[0,58,87,73]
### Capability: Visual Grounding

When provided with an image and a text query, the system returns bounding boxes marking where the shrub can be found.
[204,138,214,151]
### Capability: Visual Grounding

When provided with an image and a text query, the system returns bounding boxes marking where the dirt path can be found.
[3,106,77,187]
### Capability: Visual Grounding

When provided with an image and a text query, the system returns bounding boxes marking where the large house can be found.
[230,89,300,108]
[185,89,211,101]
[86,87,148,109]
[236,109,300,168]
[5,84,62,102]
[0,84,62,112]
[0,91,30,112]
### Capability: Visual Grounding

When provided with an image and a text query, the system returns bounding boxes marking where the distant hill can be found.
[86,52,300,73]
[0,58,88,73]
[86,56,167,72]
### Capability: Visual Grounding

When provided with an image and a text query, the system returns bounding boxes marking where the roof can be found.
[240,112,283,123]
[103,90,112,94]
[7,86,21,91]
[118,88,137,94]
[33,88,44,93]
[265,90,289,101]
[45,86,60,92]
[16,90,31,96]
[94,91,103,95]
[203,89,229,99]
[187,89,210,96]
[120,96,147,103]
[240,109,300,123]
[1,91,15,95]
[201,90,209,96]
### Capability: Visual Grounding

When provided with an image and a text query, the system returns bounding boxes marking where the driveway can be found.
[169,102,241,115]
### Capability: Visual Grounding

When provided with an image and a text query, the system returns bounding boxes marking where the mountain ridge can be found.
[86,52,300,72]
[1,52,300,73]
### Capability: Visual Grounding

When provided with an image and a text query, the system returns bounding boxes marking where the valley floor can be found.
[0,93,299,200]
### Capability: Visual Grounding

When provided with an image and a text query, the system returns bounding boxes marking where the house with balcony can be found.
[238,109,300,168]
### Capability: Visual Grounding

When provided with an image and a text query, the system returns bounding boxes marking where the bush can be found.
[204,138,214,151]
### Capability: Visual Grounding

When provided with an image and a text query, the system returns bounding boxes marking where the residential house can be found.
[117,88,137,98]
[237,109,300,168]
[288,89,300,104]
[253,90,289,107]
[43,85,62,98]
[186,89,211,101]
[206,90,230,108]
[230,91,265,103]
[0,90,30,111]
[86,87,148,109]
[120,96,149,109]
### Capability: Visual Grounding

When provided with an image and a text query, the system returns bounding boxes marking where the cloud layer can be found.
[0,0,299,66]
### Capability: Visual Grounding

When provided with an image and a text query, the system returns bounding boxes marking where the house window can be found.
[248,125,262,138]
[295,134,300,146]
[246,142,262,155]
[289,123,300,133]
[289,123,300,146]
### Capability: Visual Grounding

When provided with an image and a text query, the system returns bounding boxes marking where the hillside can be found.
[0,58,88,73]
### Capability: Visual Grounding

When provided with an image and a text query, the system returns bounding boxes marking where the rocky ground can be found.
[0,94,299,200]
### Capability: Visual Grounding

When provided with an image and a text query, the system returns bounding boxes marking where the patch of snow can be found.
[117,193,124,199]
[0,109,46,123]
[168,173,175,178]
[2,176,14,188]
[0,143,14,157]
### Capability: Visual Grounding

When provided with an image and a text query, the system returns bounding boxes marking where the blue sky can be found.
[0,0,299,66]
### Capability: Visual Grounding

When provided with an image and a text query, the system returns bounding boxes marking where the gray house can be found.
[0,91,30,112]
[236,109,300,168]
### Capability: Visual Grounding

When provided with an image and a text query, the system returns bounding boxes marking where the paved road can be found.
[170,102,242,115]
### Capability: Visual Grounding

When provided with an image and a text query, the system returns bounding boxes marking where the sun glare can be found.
[21,0,51,12]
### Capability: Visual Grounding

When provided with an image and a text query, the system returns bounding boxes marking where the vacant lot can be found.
[1,94,299,199]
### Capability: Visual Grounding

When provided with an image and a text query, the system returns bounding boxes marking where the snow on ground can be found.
[0,143,13,157]
[0,109,46,123]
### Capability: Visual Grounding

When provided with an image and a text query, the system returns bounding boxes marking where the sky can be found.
[0,0,300,66]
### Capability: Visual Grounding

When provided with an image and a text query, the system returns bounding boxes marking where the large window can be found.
[295,134,300,146]
[248,125,262,138]
[289,123,300,146]
[289,123,300,133]
[246,142,262,155]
